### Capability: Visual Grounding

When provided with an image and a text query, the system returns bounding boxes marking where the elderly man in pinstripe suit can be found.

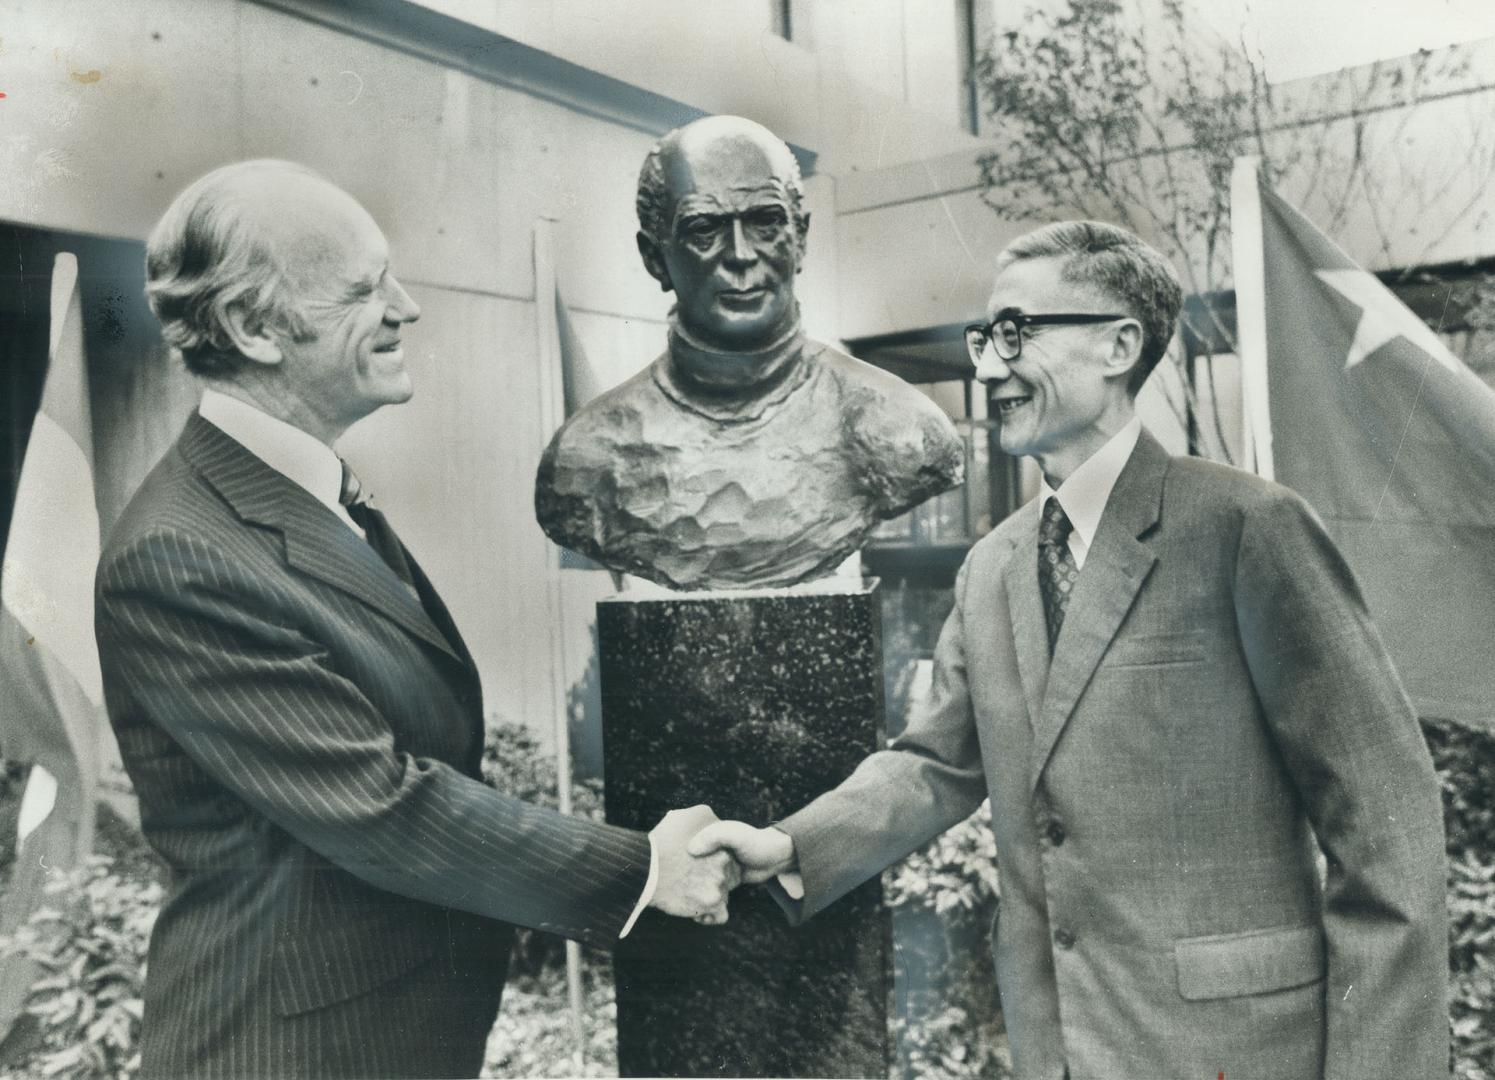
[95,160,737,1079]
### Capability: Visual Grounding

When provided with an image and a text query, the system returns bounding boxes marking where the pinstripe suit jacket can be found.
[95,414,651,1079]
[779,431,1447,1080]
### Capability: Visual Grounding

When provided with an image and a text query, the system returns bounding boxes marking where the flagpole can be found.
[1230,156,1275,481]
[533,217,589,1071]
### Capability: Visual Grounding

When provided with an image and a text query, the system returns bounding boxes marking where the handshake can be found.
[644,806,799,925]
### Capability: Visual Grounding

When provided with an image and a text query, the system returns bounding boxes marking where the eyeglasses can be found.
[964,313,1127,364]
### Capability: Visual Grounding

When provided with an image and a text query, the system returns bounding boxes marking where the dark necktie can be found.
[1038,497,1078,655]
[339,462,417,592]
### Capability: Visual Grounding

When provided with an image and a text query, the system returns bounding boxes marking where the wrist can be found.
[767,827,797,875]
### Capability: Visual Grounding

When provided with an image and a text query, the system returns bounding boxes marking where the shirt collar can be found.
[658,306,812,423]
[198,388,350,525]
[1038,416,1143,552]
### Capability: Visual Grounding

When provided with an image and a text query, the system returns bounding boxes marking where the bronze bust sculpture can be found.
[535,116,963,590]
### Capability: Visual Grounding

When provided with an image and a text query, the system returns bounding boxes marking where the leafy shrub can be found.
[482,954,618,1079]
[892,1001,1012,1080]
[1425,719,1495,1080]
[885,803,1011,1079]
[477,718,622,1077]
[0,855,160,1080]
[885,801,1000,916]
[480,718,605,824]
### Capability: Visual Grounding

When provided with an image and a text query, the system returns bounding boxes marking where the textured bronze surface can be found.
[534,115,962,590]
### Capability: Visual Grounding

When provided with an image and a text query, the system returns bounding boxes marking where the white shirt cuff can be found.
[777,870,805,900]
[620,835,660,938]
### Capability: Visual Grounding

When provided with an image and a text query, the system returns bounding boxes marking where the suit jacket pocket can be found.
[273,912,437,1017]
[1104,631,1205,668]
[1174,924,1325,1001]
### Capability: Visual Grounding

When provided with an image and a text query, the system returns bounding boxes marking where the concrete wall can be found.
[0,0,979,753]
[0,1,654,741]
[409,0,985,175]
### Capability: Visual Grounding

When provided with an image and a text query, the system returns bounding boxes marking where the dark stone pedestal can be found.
[599,582,891,1079]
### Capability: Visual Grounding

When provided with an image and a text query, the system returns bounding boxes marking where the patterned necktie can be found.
[339,461,417,591]
[1038,497,1078,655]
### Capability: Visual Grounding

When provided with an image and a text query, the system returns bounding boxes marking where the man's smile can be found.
[994,395,1032,415]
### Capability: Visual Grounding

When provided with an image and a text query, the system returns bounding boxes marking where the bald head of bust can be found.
[635,116,810,353]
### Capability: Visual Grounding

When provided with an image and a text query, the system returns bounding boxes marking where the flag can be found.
[556,283,602,419]
[0,252,106,1037]
[1232,159,1495,730]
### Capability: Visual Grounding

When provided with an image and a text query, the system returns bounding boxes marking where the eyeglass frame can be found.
[964,312,1129,365]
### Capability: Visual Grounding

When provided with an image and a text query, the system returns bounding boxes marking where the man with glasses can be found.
[694,220,1447,1079]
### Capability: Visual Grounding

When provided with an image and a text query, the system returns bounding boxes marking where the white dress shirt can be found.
[197,389,658,935]
[198,389,365,538]
[1037,416,1143,571]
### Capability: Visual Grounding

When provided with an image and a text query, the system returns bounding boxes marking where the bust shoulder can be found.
[807,341,965,512]
[542,354,673,459]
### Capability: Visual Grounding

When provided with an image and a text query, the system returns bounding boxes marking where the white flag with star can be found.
[1231,159,1495,731]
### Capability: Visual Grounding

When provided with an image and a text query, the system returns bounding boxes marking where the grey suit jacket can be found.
[95,414,652,1079]
[779,431,1447,1080]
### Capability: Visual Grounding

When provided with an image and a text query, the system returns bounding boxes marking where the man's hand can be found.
[647,805,741,925]
[687,821,796,884]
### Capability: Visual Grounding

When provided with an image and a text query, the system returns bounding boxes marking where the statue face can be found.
[652,131,804,351]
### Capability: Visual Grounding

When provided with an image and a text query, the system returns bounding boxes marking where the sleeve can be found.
[774,554,989,922]
[1233,491,1448,1080]
[96,530,652,948]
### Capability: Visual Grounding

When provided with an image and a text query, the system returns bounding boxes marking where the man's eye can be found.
[746,209,788,230]
[684,219,720,239]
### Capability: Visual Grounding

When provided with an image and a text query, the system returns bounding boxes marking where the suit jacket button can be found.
[1046,820,1066,846]
[1053,928,1076,950]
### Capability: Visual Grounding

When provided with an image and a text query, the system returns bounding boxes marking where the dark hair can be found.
[997,220,1183,395]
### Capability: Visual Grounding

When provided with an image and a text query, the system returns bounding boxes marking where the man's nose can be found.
[722,219,756,267]
[385,275,421,323]
[973,344,1011,383]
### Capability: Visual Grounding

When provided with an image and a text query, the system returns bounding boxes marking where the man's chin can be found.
[370,377,414,408]
[996,430,1034,460]
[691,314,793,353]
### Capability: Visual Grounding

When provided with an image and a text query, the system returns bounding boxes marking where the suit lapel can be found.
[1027,431,1169,794]
[1000,501,1049,728]
[181,414,464,664]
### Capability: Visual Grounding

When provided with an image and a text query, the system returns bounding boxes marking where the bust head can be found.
[636,116,809,353]
[534,117,962,591]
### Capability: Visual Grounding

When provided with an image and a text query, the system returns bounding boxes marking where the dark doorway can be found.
[0,222,188,560]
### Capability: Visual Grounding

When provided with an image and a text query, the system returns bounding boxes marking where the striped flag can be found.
[0,252,106,1037]
[1232,159,1495,731]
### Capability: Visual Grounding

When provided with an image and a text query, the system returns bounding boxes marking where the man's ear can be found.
[636,231,673,293]
[1104,319,1144,382]
[222,303,285,368]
